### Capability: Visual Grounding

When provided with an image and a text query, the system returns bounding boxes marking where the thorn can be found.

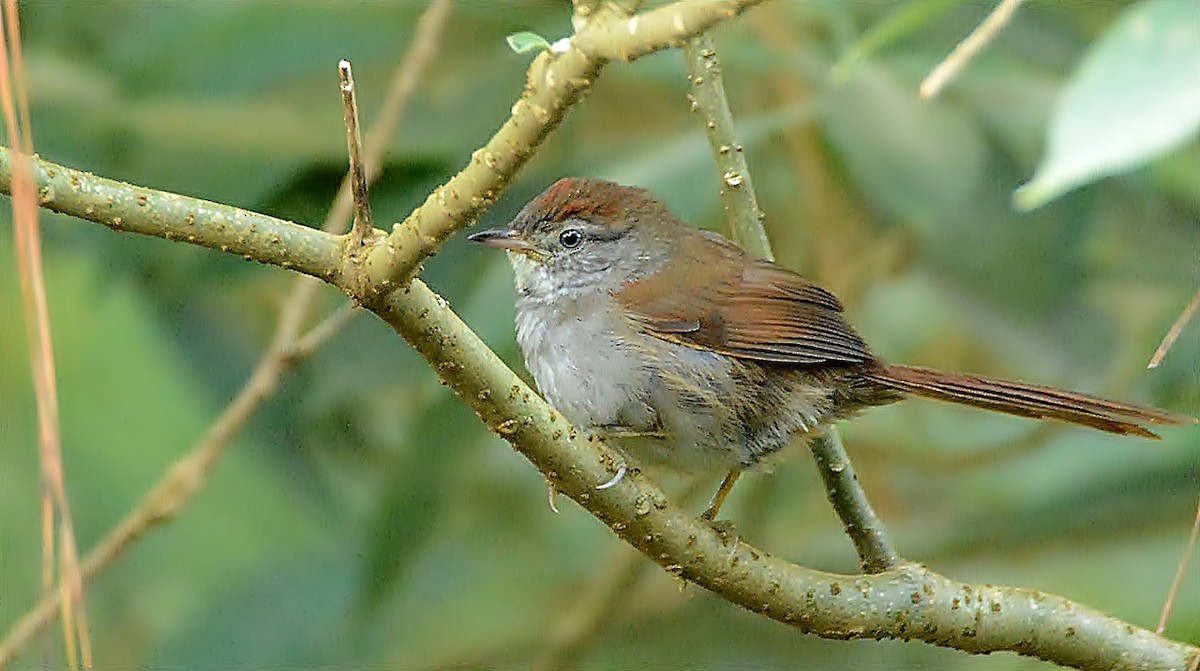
[547,478,560,514]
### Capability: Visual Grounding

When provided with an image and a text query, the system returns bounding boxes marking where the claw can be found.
[596,463,627,490]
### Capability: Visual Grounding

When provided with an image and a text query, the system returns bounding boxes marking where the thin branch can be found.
[339,60,374,248]
[808,432,899,573]
[1149,285,1200,368]
[326,0,452,239]
[920,0,1025,99]
[1158,493,1200,634]
[682,33,771,260]
[682,30,898,572]
[288,303,361,360]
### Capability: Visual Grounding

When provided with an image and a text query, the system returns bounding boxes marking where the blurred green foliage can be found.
[1018,0,1200,210]
[2,1,1197,668]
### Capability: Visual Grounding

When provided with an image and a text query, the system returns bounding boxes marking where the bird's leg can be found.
[700,469,742,521]
[589,424,667,440]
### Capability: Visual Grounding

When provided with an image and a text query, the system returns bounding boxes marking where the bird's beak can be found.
[467,228,539,254]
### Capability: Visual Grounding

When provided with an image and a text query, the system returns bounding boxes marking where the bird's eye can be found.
[558,228,584,249]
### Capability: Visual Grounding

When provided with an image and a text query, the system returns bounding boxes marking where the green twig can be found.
[920,0,1025,99]
[1,149,345,279]
[808,432,899,573]
[682,33,771,260]
[682,32,899,573]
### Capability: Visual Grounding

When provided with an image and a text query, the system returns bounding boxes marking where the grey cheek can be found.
[571,255,612,274]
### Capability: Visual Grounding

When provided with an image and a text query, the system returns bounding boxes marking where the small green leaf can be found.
[506,31,551,54]
[1016,0,1200,211]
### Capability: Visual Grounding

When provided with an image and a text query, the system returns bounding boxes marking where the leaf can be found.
[1016,0,1200,210]
[506,31,551,54]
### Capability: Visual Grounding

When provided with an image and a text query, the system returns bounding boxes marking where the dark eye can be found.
[558,228,584,249]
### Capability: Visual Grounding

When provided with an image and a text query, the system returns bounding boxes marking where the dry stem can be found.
[339,60,374,248]
[1149,286,1200,368]
[0,2,91,664]
[920,0,1025,99]
[1158,494,1200,634]
[0,1,452,665]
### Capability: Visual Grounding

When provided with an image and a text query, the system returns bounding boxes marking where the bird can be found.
[469,177,1192,518]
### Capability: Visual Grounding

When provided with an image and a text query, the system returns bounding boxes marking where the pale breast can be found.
[515,291,656,432]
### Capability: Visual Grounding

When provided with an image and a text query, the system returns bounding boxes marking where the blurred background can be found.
[2,1,1197,669]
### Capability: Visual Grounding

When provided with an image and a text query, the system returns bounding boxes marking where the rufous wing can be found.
[616,232,873,366]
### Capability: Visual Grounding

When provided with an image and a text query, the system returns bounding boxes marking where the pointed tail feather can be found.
[867,364,1194,439]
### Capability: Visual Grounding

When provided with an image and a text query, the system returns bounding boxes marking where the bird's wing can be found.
[615,233,873,365]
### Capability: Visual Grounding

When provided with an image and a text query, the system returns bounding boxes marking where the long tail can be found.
[866,364,1194,439]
